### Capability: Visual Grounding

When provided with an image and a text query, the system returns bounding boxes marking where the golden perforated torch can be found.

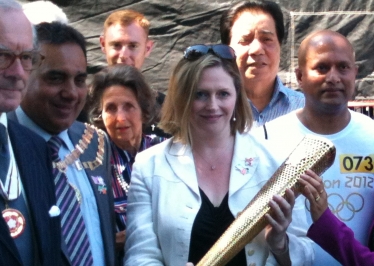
[197,134,336,266]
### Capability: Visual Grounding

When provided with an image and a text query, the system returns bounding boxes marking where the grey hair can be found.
[31,25,38,49]
[0,0,38,49]
[23,1,69,25]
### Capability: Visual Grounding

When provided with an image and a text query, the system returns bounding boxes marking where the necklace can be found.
[69,183,82,204]
[53,123,94,173]
[0,156,21,201]
[195,152,217,170]
[81,128,105,171]
[193,141,234,171]
[113,165,129,195]
[52,124,105,173]
[51,124,106,204]
[2,207,26,238]
[0,164,26,239]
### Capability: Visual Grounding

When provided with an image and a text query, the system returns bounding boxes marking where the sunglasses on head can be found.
[183,44,236,60]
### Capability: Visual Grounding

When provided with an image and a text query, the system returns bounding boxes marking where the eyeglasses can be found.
[183,44,236,60]
[0,49,44,71]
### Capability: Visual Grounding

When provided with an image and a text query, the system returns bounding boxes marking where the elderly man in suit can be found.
[0,0,61,265]
[8,21,116,266]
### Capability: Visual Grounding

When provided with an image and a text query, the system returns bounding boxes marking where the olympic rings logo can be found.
[305,192,364,221]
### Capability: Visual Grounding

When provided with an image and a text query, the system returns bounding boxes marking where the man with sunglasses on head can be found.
[0,0,61,265]
[220,0,304,127]
[8,22,116,266]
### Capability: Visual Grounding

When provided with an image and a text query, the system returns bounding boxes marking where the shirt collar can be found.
[15,106,70,147]
[0,113,7,128]
[268,76,289,106]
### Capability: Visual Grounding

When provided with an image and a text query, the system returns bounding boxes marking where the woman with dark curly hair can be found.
[87,64,165,261]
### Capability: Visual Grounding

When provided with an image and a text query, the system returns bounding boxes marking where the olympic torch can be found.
[197,134,336,266]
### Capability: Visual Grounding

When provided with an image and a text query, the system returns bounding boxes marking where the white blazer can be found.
[124,131,314,266]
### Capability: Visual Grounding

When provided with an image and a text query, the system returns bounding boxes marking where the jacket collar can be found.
[229,131,259,196]
[164,132,259,197]
[165,139,200,196]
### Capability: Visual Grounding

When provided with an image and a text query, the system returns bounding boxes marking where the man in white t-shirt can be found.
[253,29,374,265]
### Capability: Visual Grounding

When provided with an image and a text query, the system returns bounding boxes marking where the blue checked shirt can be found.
[250,76,305,127]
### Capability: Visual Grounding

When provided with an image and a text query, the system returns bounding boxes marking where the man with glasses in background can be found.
[0,0,61,265]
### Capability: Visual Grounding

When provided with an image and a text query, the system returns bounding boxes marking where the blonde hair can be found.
[161,54,252,145]
[103,9,150,36]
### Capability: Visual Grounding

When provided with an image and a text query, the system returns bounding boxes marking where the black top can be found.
[188,188,246,265]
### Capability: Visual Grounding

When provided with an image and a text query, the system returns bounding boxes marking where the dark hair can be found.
[160,54,252,145]
[35,21,87,58]
[220,0,285,45]
[87,64,156,131]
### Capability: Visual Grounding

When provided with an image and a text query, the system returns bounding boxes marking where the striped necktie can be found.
[0,124,10,184]
[47,136,93,266]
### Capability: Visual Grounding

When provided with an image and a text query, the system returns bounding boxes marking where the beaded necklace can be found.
[113,165,129,195]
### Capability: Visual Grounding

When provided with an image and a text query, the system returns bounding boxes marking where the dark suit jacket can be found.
[8,111,116,266]
[0,120,61,266]
[61,121,116,266]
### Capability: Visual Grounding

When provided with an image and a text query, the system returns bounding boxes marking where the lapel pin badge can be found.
[92,176,107,194]
[235,157,255,175]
